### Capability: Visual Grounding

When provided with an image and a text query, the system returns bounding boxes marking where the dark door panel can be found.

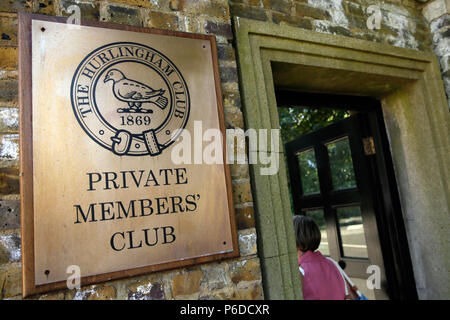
[278,90,418,300]
[286,114,388,299]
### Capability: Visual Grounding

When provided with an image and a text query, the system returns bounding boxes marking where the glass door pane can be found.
[336,206,369,259]
[297,149,320,195]
[326,137,357,190]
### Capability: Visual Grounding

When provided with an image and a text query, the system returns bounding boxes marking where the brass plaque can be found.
[21,15,238,293]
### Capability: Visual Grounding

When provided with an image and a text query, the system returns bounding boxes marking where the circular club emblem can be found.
[71,42,190,156]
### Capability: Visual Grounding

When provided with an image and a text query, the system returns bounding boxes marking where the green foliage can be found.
[327,139,357,190]
[278,107,351,216]
[297,149,320,195]
[279,107,350,143]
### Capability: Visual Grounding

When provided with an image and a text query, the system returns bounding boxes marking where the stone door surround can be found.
[234,18,450,299]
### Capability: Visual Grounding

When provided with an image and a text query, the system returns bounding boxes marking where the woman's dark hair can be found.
[292,215,321,252]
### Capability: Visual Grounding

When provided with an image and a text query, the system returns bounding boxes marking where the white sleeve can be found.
[299,266,305,276]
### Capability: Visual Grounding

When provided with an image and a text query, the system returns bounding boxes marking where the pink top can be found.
[298,250,346,300]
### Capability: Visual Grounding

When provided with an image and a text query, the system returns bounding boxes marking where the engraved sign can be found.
[71,42,190,156]
[19,14,238,297]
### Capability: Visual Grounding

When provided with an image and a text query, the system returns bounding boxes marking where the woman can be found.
[293,215,346,300]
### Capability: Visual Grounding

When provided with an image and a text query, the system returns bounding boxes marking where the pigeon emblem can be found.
[104,69,168,113]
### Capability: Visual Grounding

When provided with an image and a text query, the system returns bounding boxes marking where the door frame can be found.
[233,18,450,299]
[281,93,416,299]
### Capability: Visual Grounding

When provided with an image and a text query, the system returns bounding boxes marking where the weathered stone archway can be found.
[234,17,450,299]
